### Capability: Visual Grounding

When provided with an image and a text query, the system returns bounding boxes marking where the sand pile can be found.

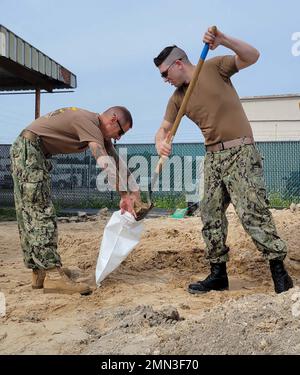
[0,206,299,354]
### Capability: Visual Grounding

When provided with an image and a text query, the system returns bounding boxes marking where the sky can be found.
[0,0,299,144]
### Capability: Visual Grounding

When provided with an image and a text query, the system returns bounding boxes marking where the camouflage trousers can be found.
[10,135,61,270]
[201,144,287,263]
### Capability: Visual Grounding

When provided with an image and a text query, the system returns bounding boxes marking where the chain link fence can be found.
[1,141,300,208]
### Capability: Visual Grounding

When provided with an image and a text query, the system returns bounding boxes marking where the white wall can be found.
[241,96,300,141]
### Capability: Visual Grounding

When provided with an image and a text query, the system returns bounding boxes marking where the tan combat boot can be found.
[32,269,46,289]
[43,267,92,295]
[32,267,72,289]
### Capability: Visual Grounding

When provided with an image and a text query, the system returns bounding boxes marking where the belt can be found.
[205,136,254,152]
[20,130,50,157]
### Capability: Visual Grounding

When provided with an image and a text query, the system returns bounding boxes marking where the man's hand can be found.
[155,120,173,157]
[156,131,172,157]
[120,191,142,218]
[203,27,260,70]
[203,27,224,50]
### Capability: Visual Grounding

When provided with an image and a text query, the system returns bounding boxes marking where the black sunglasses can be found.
[116,119,125,136]
[161,58,182,78]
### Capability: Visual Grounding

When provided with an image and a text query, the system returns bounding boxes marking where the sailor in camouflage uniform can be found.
[11,106,140,294]
[153,27,293,294]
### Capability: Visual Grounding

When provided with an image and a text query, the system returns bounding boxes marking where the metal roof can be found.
[241,94,300,101]
[0,25,77,92]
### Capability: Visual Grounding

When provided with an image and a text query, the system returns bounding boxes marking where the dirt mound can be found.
[160,288,300,355]
[57,207,300,284]
[0,207,299,354]
[84,288,300,355]
[119,305,182,329]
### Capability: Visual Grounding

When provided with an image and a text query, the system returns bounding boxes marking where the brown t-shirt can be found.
[164,55,253,145]
[26,107,104,155]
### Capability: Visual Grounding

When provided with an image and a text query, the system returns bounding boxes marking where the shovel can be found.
[136,26,217,221]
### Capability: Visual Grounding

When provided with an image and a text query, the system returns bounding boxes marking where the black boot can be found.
[269,259,293,294]
[188,262,229,294]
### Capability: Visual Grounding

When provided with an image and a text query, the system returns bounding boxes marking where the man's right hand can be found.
[120,193,137,218]
[155,121,173,157]
[156,135,172,157]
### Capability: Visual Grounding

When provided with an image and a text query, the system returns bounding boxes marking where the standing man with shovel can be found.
[153,27,293,294]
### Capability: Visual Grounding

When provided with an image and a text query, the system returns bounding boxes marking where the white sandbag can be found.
[95,210,143,285]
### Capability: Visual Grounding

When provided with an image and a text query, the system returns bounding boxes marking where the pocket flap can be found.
[22,169,44,183]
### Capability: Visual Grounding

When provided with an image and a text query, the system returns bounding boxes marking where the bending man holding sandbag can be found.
[10,105,141,295]
[153,27,293,294]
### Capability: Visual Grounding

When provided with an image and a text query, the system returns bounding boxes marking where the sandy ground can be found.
[0,206,300,355]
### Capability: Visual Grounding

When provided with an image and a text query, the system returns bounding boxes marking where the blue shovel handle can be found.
[200,25,217,60]
[200,43,210,60]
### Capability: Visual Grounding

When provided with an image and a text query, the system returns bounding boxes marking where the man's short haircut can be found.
[105,106,133,128]
[154,45,189,67]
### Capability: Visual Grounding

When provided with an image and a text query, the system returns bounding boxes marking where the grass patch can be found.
[0,207,16,221]
[153,194,187,209]
[53,193,188,211]
[268,192,300,208]
[53,197,119,210]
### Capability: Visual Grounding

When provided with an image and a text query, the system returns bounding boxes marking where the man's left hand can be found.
[120,191,141,219]
[203,27,224,50]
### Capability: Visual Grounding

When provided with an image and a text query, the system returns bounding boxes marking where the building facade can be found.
[241,94,300,141]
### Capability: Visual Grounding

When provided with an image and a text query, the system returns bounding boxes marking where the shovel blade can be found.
[135,202,154,221]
